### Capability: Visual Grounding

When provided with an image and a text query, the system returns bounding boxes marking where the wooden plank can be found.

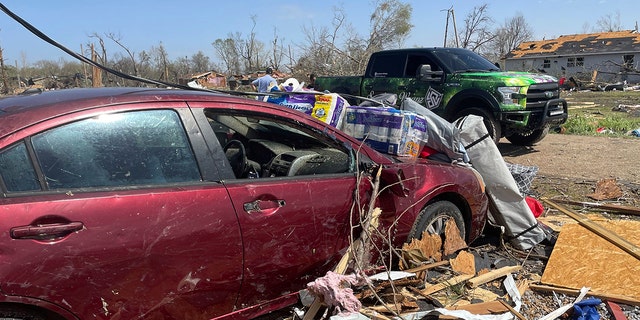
[467,265,521,288]
[421,274,474,295]
[542,198,640,260]
[551,198,640,216]
[403,260,449,273]
[530,283,640,306]
[446,300,508,314]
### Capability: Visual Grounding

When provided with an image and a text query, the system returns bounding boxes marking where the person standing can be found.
[252,67,276,94]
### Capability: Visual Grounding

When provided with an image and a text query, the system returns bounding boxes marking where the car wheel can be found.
[455,107,501,144]
[0,305,48,320]
[506,125,550,146]
[408,200,466,242]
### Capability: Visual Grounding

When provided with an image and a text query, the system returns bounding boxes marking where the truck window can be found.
[368,54,404,78]
[406,54,440,77]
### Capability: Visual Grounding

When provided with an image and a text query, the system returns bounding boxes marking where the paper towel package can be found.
[311,93,349,127]
[342,106,427,157]
[271,93,316,115]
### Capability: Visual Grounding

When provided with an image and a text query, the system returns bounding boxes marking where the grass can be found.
[559,90,640,137]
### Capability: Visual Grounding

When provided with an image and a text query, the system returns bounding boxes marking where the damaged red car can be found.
[0,87,487,319]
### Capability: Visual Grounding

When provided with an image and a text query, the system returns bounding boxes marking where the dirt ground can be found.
[498,133,640,319]
[499,133,640,207]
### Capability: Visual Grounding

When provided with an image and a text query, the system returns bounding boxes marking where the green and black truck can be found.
[314,48,568,145]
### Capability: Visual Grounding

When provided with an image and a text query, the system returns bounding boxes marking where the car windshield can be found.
[432,49,500,73]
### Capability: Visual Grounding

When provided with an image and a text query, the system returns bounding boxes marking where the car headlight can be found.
[498,86,524,106]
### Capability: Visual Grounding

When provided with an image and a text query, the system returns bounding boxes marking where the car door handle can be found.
[10,221,84,240]
[243,199,286,214]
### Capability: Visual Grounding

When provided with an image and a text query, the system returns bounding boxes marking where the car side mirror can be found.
[417,64,443,82]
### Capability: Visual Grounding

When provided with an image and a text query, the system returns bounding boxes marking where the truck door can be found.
[362,52,445,110]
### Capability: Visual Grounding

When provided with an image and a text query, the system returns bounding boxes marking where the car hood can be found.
[456,71,559,86]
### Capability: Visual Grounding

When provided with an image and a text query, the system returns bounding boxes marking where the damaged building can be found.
[504,30,640,85]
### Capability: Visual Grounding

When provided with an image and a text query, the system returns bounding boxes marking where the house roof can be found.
[505,30,640,59]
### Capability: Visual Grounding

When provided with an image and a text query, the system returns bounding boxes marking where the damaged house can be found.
[504,30,640,85]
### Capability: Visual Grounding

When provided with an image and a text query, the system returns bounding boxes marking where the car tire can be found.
[408,200,466,242]
[0,305,48,320]
[455,107,501,144]
[505,125,550,146]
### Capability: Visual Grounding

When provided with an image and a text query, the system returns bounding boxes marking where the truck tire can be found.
[408,200,466,242]
[454,107,501,144]
[506,125,549,146]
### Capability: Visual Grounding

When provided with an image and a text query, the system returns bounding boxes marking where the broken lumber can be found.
[420,274,474,295]
[447,300,509,314]
[551,198,640,216]
[542,198,640,260]
[403,260,449,273]
[466,265,521,288]
[530,283,640,306]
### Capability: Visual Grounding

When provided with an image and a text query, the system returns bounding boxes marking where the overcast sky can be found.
[0,0,638,66]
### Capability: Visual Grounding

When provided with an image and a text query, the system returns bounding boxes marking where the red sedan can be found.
[0,87,487,319]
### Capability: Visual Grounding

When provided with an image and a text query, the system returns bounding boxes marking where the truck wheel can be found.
[408,200,466,242]
[506,125,549,146]
[455,107,501,144]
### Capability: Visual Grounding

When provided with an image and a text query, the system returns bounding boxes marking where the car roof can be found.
[0,87,247,139]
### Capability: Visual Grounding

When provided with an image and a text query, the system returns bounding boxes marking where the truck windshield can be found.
[432,49,500,73]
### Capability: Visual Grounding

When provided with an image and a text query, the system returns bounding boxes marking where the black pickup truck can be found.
[314,48,568,145]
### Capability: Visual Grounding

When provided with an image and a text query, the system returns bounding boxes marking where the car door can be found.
[194,106,374,310]
[0,107,243,319]
[362,52,446,110]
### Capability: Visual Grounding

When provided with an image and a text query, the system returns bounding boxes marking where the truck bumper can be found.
[500,98,568,128]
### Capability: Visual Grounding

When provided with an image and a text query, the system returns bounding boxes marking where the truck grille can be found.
[526,83,560,109]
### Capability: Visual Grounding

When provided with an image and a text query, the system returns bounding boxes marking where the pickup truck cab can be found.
[315,48,568,145]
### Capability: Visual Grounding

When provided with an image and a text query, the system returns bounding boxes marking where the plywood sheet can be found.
[541,220,640,300]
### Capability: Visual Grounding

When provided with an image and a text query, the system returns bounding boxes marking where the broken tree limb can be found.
[551,198,640,216]
[466,265,521,288]
[420,274,474,295]
[542,198,640,261]
[530,283,640,307]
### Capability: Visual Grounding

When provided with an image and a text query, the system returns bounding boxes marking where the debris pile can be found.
[289,185,640,320]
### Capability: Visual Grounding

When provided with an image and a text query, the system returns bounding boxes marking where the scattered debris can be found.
[587,178,624,201]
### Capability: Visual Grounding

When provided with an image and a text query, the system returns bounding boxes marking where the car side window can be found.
[206,112,354,179]
[0,142,40,192]
[31,109,201,190]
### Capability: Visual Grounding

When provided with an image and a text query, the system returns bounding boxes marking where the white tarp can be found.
[455,115,545,250]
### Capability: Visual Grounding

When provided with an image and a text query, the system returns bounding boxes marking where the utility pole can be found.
[442,6,460,48]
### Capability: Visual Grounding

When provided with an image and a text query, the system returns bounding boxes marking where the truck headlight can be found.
[498,87,523,106]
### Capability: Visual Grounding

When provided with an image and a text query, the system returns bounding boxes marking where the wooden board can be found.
[541,220,640,300]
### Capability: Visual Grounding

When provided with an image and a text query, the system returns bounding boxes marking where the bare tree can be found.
[295,1,413,77]
[596,10,623,32]
[106,32,139,76]
[365,0,413,53]
[191,51,212,72]
[212,35,242,74]
[489,13,533,61]
[457,4,495,52]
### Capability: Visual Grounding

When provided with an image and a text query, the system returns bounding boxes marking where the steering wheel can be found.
[224,140,248,178]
